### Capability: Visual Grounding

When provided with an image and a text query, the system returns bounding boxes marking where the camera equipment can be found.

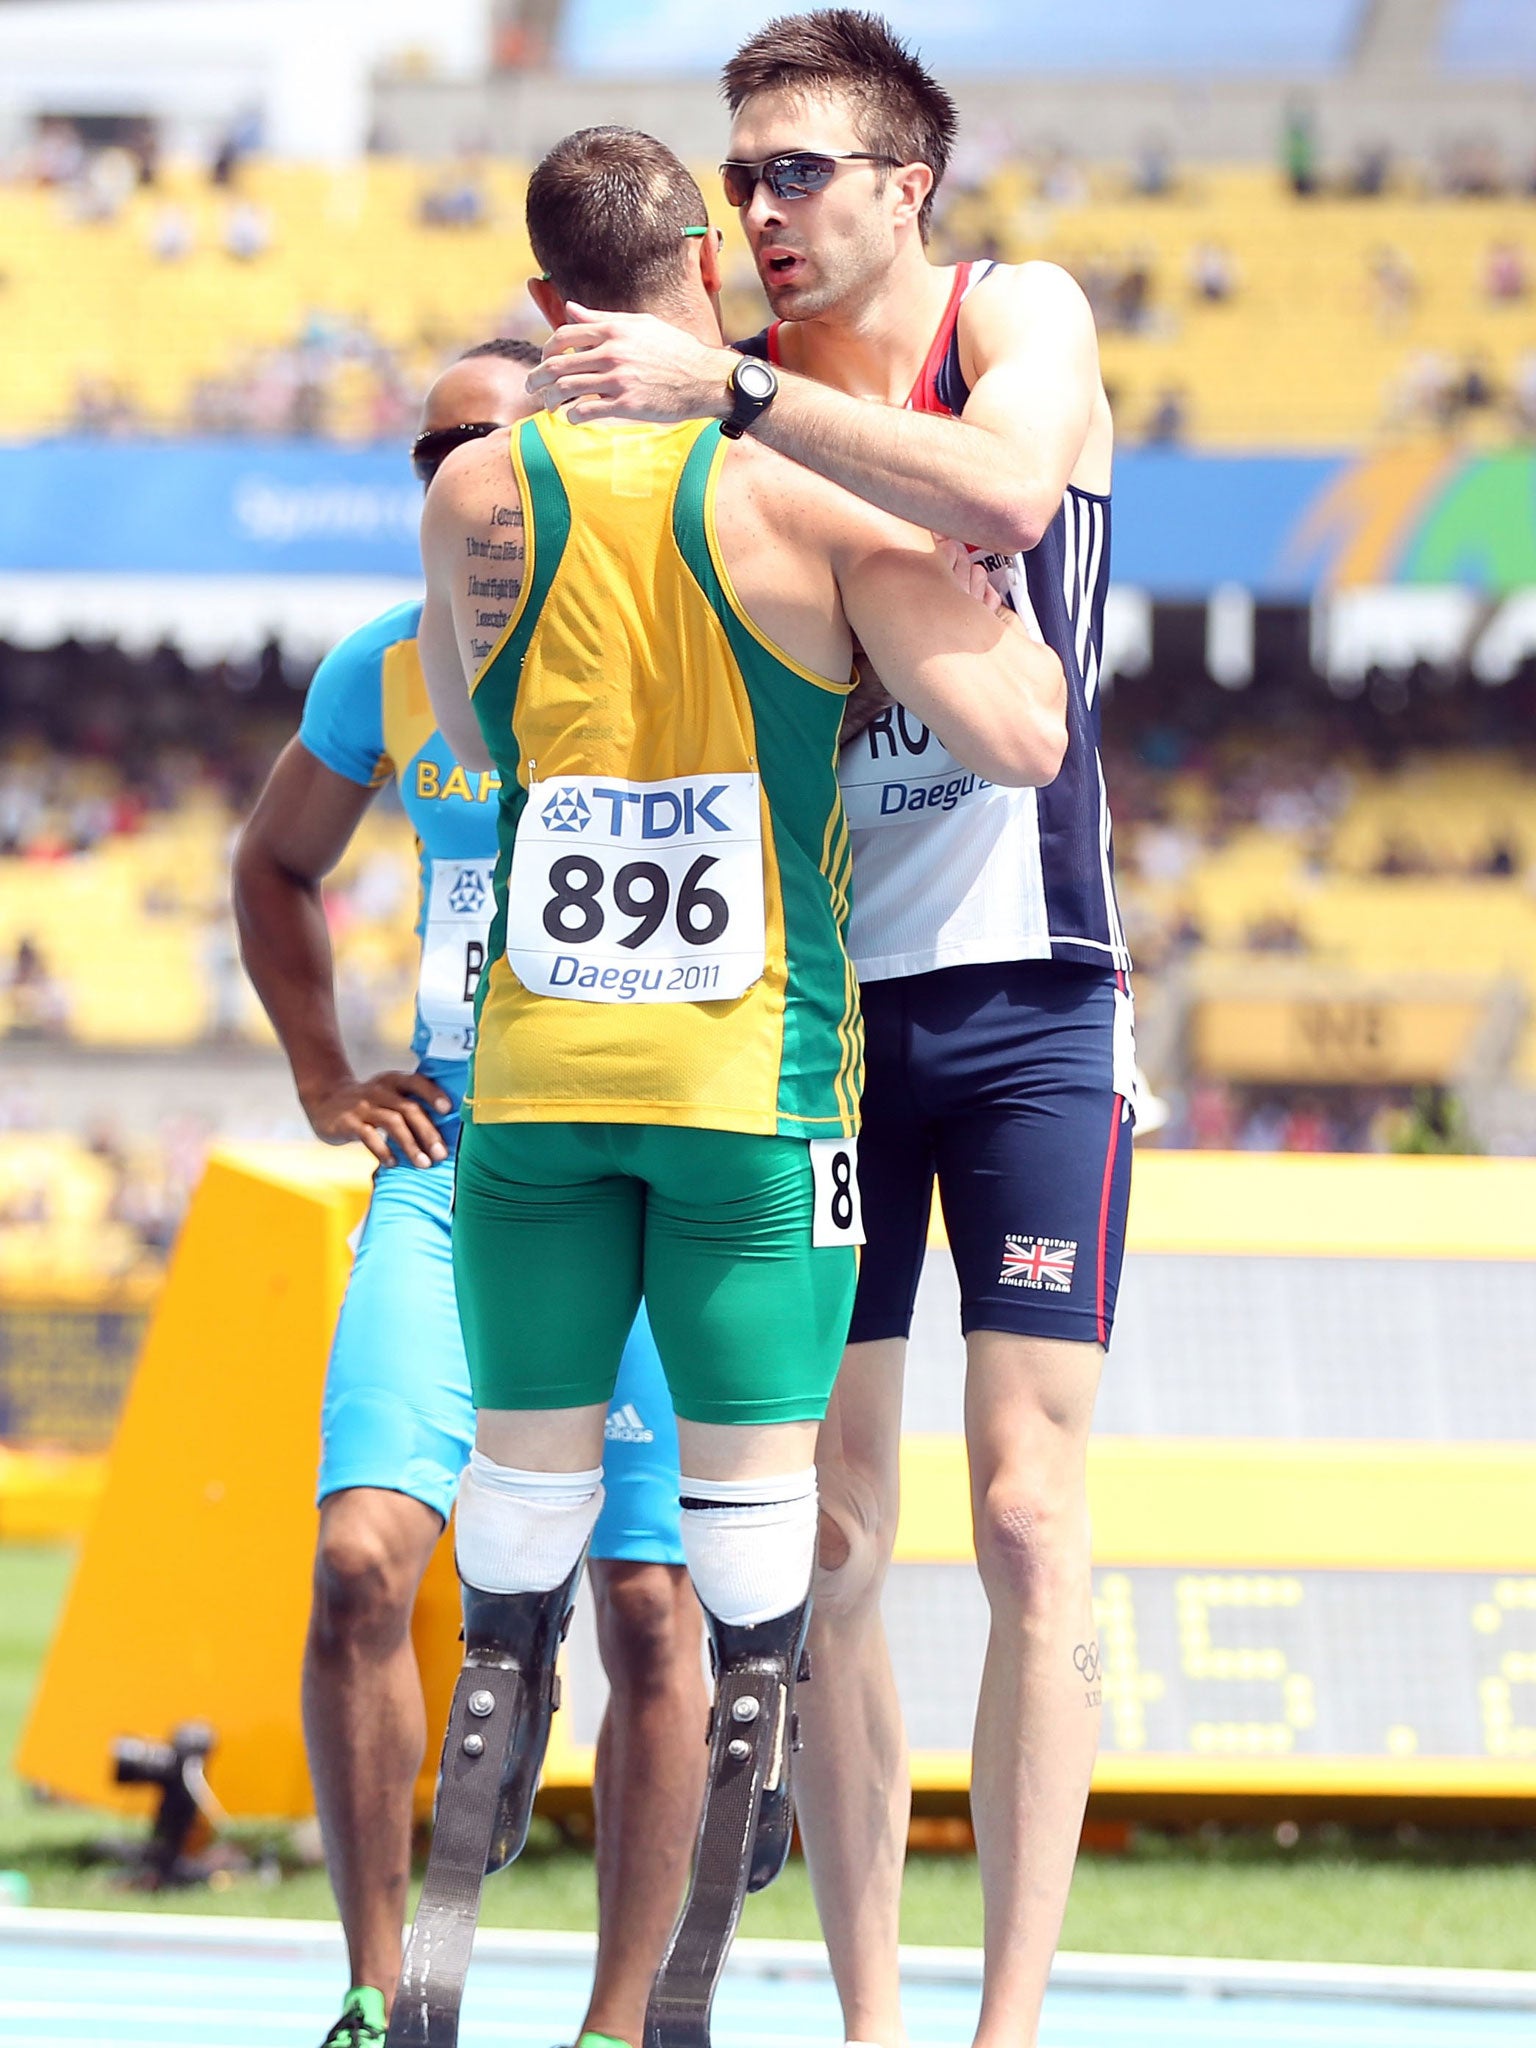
[110,1721,222,1887]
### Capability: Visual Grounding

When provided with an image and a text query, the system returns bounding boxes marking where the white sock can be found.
[679,1468,817,1627]
[454,1451,603,1595]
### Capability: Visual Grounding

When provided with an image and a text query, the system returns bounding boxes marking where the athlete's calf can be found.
[580,1562,709,2048]
[304,1487,443,2010]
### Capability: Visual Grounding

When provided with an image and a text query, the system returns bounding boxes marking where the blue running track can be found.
[4,1912,1535,2047]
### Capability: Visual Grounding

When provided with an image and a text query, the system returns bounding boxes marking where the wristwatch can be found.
[721,357,778,440]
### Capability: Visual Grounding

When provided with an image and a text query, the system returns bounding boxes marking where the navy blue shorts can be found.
[848,961,1134,1349]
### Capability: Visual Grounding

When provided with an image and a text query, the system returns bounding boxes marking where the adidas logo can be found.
[604,1401,654,1445]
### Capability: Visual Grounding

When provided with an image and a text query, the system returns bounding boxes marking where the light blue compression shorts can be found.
[317,1154,684,1564]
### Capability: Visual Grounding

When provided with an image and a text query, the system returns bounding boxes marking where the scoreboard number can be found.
[1077,1567,1536,1769]
[1473,1578,1536,1758]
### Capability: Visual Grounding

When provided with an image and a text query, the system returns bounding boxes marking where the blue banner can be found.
[0,442,422,578]
[0,440,1531,595]
[1108,452,1341,598]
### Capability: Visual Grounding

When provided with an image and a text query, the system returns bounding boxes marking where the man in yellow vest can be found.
[391,125,1066,2047]
[235,342,714,2048]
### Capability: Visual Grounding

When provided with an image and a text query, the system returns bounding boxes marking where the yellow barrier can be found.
[21,1148,375,1813]
[899,1438,1536,1575]
[0,1448,108,1541]
[16,1143,586,1818]
[1121,1149,1536,1261]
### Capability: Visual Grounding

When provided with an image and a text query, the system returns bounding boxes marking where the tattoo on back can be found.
[459,504,525,670]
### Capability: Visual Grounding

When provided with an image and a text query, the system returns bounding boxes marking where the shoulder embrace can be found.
[727,434,845,536]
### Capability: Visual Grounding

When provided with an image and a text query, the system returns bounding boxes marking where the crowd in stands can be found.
[5,112,1536,448]
[3,619,1533,1108]
[1387,343,1536,434]
[0,1083,224,1291]
[0,630,1531,1293]
[0,638,294,849]
[0,629,421,1053]
[1105,650,1536,959]
[179,311,421,443]
[22,110,267,247]
[1102,653,1536,1151]
[1170,1081,1478,1154]
[66,313,435,443]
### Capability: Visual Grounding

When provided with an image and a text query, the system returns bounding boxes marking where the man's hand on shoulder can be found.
[526,306,737,426]
[301,1069,453,1169]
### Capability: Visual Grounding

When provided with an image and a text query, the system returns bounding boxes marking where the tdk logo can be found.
[541,788,592,833]
[591,783,731,839]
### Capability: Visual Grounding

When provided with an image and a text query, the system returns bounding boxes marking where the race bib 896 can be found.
[505,772,767,1004]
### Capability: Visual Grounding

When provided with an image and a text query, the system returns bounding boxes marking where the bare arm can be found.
[418,436,526,775]
[232,740,451,1167]
[832,531,1066,790]
[525,264,1105,553]
[418,575,491,774]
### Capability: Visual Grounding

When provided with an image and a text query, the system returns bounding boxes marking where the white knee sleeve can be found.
[679,1468,817,1628]
[454,1451,603,1596]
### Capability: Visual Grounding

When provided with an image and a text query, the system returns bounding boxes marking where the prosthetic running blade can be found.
[386,1565,580,2048]
[643,1601,810,2048]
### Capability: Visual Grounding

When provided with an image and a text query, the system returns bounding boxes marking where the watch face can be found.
[735,360,776,402]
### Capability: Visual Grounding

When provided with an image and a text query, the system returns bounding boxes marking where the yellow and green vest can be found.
[468,410,860,1140]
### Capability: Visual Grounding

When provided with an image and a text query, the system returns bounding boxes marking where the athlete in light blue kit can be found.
[233,342,708,2048]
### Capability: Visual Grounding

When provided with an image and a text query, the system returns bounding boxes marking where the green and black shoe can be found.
[320,1986,388,2047]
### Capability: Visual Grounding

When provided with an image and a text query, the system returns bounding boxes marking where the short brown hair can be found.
[526,127,708,313]
[722,10,956,240]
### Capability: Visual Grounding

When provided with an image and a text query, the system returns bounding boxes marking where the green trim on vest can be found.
[672,428,860,1135]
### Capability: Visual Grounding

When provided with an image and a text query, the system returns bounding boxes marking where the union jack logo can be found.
[999,1235,1077,1292]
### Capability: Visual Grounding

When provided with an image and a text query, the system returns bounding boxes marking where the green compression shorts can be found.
[453,1120,857,1427]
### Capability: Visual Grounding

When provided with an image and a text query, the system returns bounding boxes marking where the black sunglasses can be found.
[411,420,502,487]
[719,151,899,209]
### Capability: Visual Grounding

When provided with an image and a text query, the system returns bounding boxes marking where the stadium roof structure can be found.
[558,0,1371,76]
[3,572,1534,691]
[374,0,1536,170]
[0,0,485,160]
[0,572,421,663]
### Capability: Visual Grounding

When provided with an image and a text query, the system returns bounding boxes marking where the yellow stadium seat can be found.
[2,156,1533,443]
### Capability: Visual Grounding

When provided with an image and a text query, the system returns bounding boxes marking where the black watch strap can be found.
[721,359,778,440]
